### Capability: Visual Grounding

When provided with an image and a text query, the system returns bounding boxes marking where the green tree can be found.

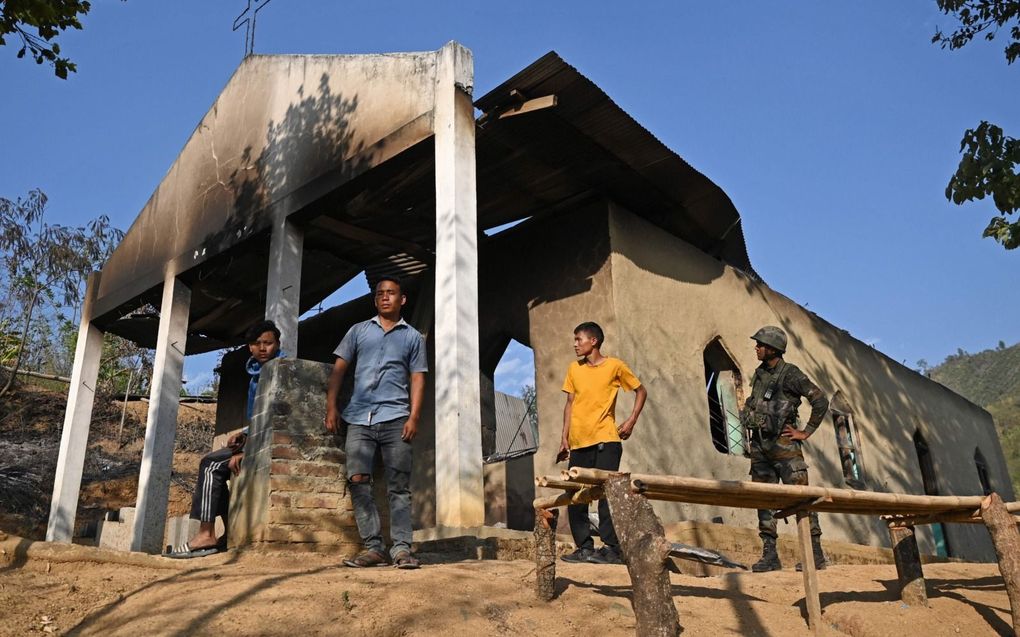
[1,0,94,78]
[0,189,122,397]
[933,1,1020,248]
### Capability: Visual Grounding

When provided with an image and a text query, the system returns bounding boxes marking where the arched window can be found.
[975,448,992,496]
[914,431,951,557]
[829,392,866,489]
[703,337,746,456]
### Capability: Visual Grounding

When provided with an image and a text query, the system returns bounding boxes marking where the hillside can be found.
[928,341,1020,494]
[0,384,212,540]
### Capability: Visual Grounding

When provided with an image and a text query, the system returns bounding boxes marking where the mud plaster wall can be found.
[604,203,1009,562]
[520,199,1007,562]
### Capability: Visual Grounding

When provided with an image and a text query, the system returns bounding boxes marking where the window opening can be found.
[914,431,951,557]
[975,448,992,496]
[829,393,866,489]
[703,337,746,456]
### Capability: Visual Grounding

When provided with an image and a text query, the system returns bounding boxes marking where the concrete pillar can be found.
[46,272,104,542]
[131,272,191,553]
[432,41,484,529]
[266,214,303,350]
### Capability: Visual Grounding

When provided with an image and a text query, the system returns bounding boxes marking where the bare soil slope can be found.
[0,386,214,540]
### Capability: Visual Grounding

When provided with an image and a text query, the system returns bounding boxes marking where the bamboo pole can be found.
[567,467,616,484]
[885,501,1020,527]
[1,366,71,384]
[627,473,998,516]
[533,486,604,510]
[535,476,587,491]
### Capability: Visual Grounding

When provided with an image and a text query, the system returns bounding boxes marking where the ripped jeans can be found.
[345,418,413,558]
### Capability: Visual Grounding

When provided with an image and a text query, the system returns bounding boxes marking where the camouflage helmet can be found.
[751,326,787,353]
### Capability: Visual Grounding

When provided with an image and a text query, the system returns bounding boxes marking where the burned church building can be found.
[47,43,1010,561]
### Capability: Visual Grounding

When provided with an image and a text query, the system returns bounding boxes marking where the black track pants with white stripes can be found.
[190,447,233,523]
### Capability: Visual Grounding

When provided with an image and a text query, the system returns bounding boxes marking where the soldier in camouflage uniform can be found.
[743,326,829,572]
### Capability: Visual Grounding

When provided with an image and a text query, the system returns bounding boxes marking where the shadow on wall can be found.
[603,206,1001,559]
[478,200,616,337]
[734,265,1003,558]
[172,72,377,345]
[202,71,369,254]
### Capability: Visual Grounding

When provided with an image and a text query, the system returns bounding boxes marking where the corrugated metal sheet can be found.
[485,390,538,463]
[364,253,430,290]
[476,52,758,280]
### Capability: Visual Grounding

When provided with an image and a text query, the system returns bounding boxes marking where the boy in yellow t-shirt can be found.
[558,321,647,564]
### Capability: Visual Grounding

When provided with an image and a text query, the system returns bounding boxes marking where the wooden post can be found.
[796,511,822,632]
[981,492,1020,634]
[888,524,928,607]
[603,473,681,637]
[535,508,558,602]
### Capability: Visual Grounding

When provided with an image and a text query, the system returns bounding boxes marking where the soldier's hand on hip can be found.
[782,425,809,441]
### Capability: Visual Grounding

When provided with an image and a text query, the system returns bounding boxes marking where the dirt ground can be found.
[0,534,1011,636]
[0,385,1014,635]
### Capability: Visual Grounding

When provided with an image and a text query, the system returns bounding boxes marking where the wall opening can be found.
[830,392,866,489]
[488,339,538,462]
[975,448,993,495]
[914,430,951,557]
[482,338,537,531]
[703,337,746,456]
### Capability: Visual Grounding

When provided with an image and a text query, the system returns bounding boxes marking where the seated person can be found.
[166,320,282,558]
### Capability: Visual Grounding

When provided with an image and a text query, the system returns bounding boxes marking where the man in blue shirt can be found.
[325,277,427,569]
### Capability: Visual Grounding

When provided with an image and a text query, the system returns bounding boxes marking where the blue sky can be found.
[2,1,1017,396]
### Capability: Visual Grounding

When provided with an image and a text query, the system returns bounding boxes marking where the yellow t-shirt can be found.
[562,357,642,449]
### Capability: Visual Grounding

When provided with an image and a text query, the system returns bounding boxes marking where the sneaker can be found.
[588,547,624,565]
[561,548,598,563]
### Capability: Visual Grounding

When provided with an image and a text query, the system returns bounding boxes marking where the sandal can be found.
[164,542,220,559]
[343,550,389,568]
[392,550,420,570]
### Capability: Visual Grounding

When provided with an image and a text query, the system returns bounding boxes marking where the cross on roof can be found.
[233,0,273,58]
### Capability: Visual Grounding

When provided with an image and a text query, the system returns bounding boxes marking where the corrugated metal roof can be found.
[485,391,538,463]
[476,52,758,279]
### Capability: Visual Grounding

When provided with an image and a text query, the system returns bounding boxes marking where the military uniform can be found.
[744,359,829,539]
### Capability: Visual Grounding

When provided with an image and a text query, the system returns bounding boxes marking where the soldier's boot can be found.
[751,536,782,573]
[795,536,827,571]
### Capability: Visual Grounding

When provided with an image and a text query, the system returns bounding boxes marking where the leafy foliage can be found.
[929,340,1020,493]
[0,189,122,396]
[933,0,1020,63]
[946,122,1020,248]
[0,0,93,78]
[933,1,1020,249]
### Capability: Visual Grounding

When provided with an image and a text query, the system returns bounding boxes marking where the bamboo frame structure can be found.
[533,467,1020,635]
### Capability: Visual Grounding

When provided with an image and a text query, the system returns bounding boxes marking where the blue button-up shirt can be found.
[334,316,428,425]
